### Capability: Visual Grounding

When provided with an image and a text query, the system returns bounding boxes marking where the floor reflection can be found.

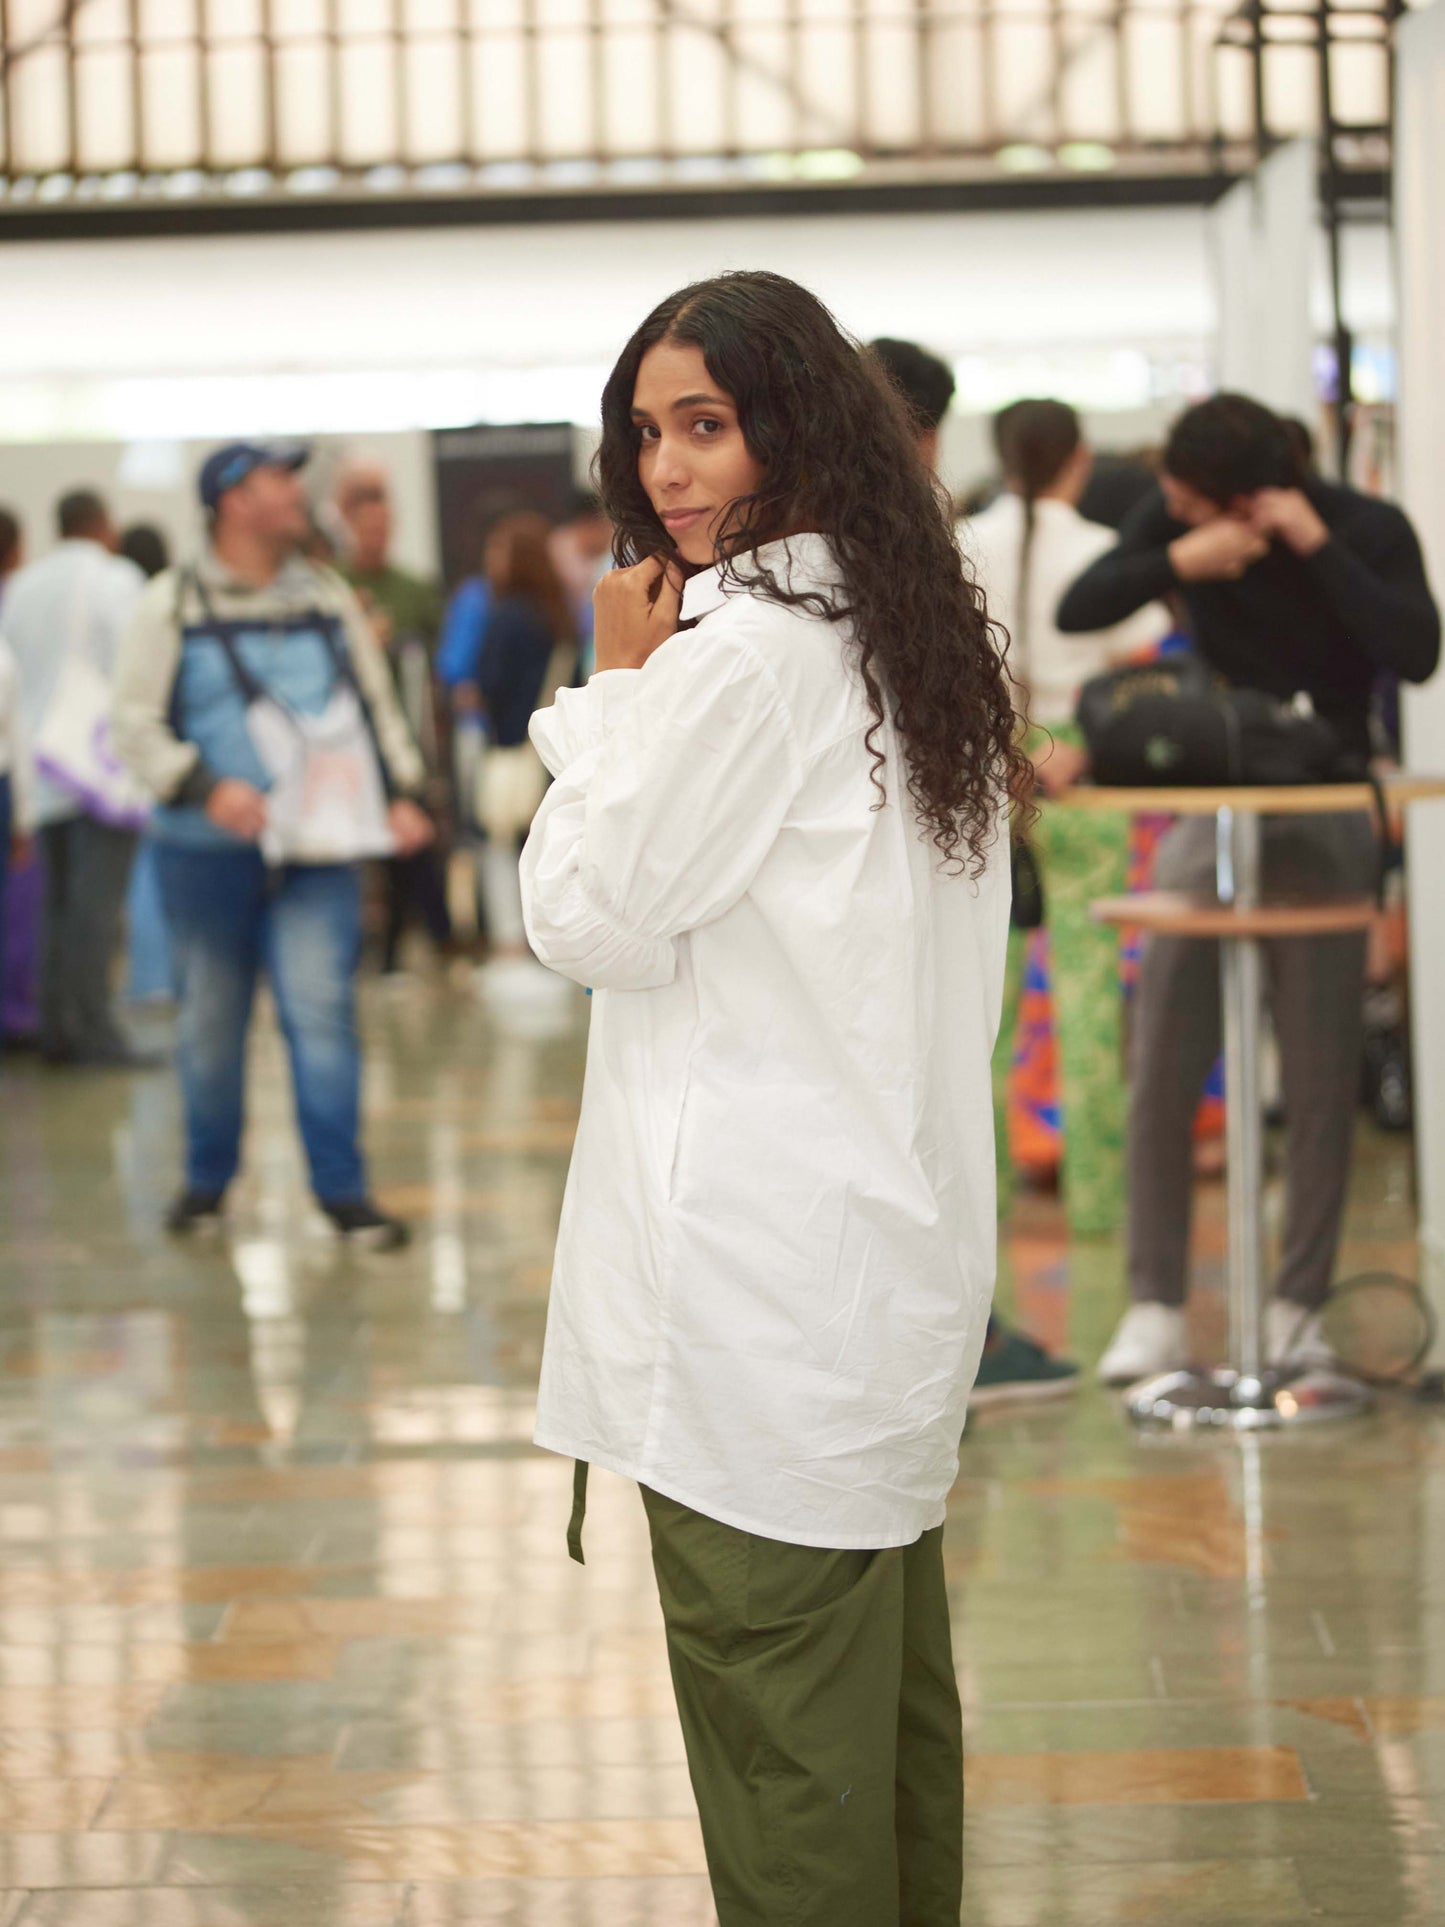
[0,975,1440,1924]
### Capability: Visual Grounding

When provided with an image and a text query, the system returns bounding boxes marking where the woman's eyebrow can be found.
[632,392,732,418]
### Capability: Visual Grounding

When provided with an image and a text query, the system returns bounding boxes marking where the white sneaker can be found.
[1097,1303,1189,1386]
[1265,1300,1337,1373]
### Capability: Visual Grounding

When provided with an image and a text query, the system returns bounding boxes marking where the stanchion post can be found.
[1218,807,1265,1384]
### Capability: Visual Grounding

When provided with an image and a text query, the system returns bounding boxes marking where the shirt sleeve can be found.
[1066,533,1174,660]
[520,620,804,992]
[1302,505,1441,684]
[92,558,146,680]
[530,670,650,774]
[111,572,202,803]
[436,580,489,687]
[1056,493,1181,633]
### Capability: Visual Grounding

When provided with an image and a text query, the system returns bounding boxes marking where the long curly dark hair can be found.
[596,271,1027,873]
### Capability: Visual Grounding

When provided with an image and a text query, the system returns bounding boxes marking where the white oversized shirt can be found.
[521,534,1011,1550]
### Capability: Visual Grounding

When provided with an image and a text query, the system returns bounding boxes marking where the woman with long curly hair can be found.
[520,271,1024,1922]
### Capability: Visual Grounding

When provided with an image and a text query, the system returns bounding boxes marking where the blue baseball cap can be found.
[199,441,309,511]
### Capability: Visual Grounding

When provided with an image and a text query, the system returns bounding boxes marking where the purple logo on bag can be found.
[34,718,150,832]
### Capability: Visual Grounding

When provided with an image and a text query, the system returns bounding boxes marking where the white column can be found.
[1396,0,1445,1358]
[1208,137,1318,420]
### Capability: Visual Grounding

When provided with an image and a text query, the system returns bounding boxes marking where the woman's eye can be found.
[637,424,660,444]
[693,418,723,438]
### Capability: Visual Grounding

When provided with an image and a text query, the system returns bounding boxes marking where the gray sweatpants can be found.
[1128,811,1377,1312]
[38,814,138,1060]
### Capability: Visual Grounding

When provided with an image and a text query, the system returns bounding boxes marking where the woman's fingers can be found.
[646,556,684,621]
[593,556,686,672]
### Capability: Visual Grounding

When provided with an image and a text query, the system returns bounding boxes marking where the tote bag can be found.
[247,682,395,867]
[32,561,151,831]
[209,622,394,867]
[474,741,549,846]
[472,638,575,845]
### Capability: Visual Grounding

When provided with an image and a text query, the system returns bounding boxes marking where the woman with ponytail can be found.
[520,271,1026,1921]
[963,400,1170,1238]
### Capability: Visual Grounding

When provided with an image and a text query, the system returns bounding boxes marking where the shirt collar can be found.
[198,546,320,600]
[680,533,841,623]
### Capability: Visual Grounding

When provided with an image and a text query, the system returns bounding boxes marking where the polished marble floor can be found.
[0,972,1442,1925]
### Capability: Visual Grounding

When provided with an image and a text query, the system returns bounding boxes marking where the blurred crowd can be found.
[0,356,1436,1386]
[0,464,613,1036]
[0,457,609,1248]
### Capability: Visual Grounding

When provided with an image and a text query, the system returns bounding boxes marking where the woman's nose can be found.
[653,438,691,490]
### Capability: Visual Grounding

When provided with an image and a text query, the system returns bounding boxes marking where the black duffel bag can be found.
[1075,654,1367,788]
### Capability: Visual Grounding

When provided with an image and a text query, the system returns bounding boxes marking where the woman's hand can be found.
[1033,737,1090,798]
[593,557,684,674]
[388,798,435,858]
[1249,488,1329,557]
[1167,519,1268,583]
[206,778,268,842]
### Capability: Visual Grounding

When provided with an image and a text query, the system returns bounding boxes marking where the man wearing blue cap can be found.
[113,442,433,1248]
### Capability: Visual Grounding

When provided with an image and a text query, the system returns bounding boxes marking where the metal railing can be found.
[0,0,1403,214]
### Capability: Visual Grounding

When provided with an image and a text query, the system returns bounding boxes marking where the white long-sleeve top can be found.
[521,534,1011,1550]
[0,541,145,827]
[960,495,1171,727]
[0,638,33,833]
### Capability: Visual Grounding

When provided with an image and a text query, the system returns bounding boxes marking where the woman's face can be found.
[631,340,766,566]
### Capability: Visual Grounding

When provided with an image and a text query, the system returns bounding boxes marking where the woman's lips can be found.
[661,507,709,531]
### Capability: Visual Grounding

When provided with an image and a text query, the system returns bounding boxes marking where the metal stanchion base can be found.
[1125,1365,1374,1431]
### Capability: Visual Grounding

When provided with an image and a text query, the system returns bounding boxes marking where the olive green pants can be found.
[642,1486,963,1926]
[993,738,1131,1236]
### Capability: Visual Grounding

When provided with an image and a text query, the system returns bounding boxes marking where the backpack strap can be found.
[314,591,403,803]
[177,564,405,806]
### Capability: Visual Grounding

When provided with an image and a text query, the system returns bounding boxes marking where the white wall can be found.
[1,205,1218,440]
[1396,0,1445,1352]
[1210,141,1319,424]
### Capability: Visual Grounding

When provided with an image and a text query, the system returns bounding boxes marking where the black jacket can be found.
[1056,481,1441,756]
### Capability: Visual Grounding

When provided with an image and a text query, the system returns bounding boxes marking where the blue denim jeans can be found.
[126,835,177,1001]
[154,846,367,1203]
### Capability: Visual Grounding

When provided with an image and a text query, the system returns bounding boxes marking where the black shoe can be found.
[970,1327,1081,1407]
[165,1189,227,1236]
[321,1199,411,1251]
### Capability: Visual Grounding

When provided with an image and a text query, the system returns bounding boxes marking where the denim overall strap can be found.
[185,572,397,801]
[314,616,397,800]
[189,570,341,719]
